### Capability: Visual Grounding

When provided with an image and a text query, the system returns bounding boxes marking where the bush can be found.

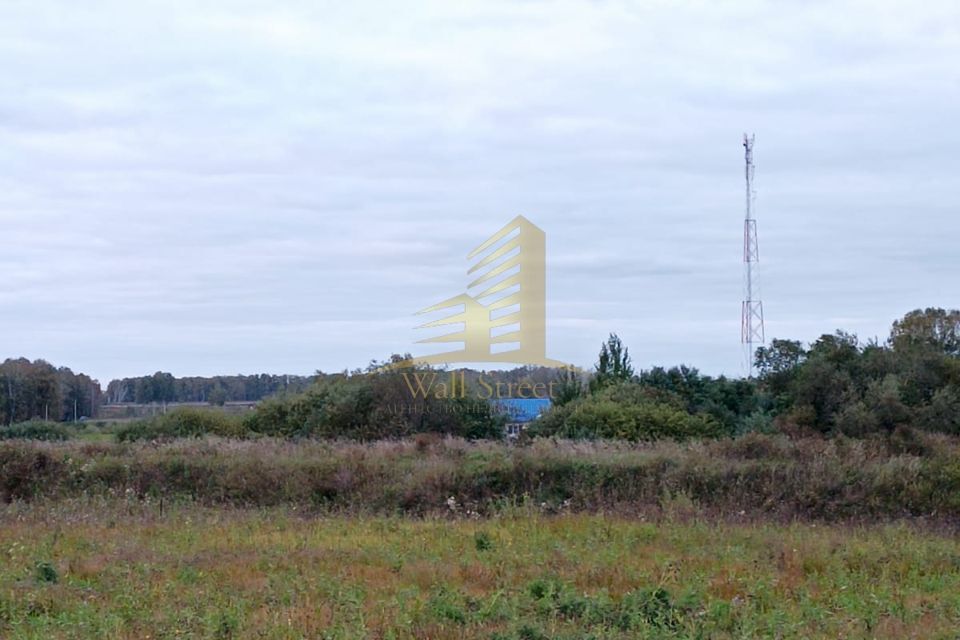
[532,383,723,441]
[918,386,960,434]
[863,375,911,430]
[34,561,59,584]
[0,421,72,441]
[244,373,506,441]
[734,410,775,435]
[474,531,493,551]
[835,401,878,437]
[115,408,247,442]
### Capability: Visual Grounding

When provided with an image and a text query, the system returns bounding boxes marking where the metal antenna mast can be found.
[741,133,764,377]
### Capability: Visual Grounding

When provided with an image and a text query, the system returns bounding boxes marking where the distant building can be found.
[493,398,551,439]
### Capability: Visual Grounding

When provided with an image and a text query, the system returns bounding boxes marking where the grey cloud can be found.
[0,0,957,382]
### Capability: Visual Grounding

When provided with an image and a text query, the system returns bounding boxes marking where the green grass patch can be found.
[0,508,958,638]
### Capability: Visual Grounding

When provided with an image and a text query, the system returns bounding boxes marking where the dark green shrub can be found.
[918,386,960,434]
[516,625,548,640]
[34,561,58,584]
[245,372,506,441]
[528,578,562,601]
[115,408,246,442]
[532,384,722,441]
[474,531,493,551]
[427,586,468,624]
[734,410,775,435]
[863,375,912,431]
[835,401,878,437]
[0,421,72,441]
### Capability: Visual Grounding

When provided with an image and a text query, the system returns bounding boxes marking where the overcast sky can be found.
[1,0,957,384]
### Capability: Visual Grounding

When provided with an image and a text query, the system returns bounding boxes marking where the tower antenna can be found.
[741,133,764,377]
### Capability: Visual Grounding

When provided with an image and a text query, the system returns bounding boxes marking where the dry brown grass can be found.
[2,432,960,525]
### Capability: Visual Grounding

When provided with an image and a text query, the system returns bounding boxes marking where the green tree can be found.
[890,308,960,356]
[789,355,855,431]
[552,367,584,406]
[208,385,228,406]
[590,334,634,392]
[755,339,806,397]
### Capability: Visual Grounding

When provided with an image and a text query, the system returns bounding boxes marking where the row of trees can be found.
[104,373,316,405]
[0,365,319,423]
[4,308,957,441]
[529,308,960,441]
[0,359,101,424]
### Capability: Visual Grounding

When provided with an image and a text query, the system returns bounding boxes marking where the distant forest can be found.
[104,373,316,405]
[0,362,318,424]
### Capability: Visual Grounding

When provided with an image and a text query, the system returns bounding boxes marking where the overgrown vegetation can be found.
[3,434,960,522]
[115,407,248,442]
[0,314,957,638]
[229,308,960,443]
[3,308,960,444]
[0,420,72,441]
[756,308,960,436]
[531,381,725,440]
[535,308,960,441]
[242,363,508,441]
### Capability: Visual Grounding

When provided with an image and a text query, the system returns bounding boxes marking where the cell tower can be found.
[741,133,764,377]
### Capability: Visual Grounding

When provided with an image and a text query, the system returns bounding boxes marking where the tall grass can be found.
[2,432,960,522]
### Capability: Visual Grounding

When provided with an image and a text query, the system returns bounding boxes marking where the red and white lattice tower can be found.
[741,133,764,377]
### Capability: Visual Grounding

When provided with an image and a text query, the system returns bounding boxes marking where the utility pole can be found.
[741,133,765,377]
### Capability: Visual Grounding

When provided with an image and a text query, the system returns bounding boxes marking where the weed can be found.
[33,561,58,584]
[474,531,494,552]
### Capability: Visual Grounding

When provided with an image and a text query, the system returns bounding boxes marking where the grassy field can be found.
[1,503,959,639]
[3,434,960,638]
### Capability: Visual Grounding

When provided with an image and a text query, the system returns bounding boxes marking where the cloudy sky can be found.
[1,0,957,384]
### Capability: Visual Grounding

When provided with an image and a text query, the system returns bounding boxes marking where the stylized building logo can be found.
[403,215,568,368]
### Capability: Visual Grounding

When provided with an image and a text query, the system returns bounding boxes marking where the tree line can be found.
[532,307,960,440]
[104,373,316,405]
[130,307,958,443]
[0,364,318,424]
[755,307,960,435]
[0,359,101,424]
[3,307,958,440]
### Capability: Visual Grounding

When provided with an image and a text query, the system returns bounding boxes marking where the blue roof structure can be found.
[493,398,551,423]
